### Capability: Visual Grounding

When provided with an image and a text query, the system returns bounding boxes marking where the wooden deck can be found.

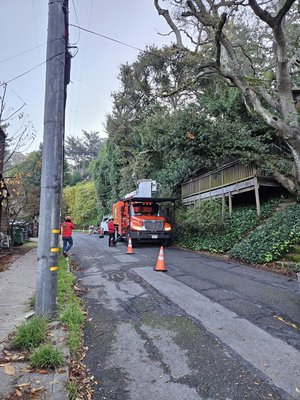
[181,162,280,215]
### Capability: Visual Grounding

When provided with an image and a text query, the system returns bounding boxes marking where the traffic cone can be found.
[99,228,104,238]
[154,246,167,272]
[126,237,135,254]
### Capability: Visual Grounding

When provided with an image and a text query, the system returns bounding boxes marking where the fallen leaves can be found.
[13,384,45,399]
[0,349,28,363]
[4,363,15,375]
[69,357,95,400]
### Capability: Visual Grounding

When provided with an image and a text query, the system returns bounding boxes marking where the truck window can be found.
[132,204,159,216]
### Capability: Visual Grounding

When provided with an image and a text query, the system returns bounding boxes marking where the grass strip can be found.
[57,256,85,355]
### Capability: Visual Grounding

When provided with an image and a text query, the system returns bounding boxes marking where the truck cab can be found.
[113,198,173,246]
[112,180,175,246]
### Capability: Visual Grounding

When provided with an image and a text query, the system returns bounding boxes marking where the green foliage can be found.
[230,203,300,263]
[68,381,79,400]
[92,59,283,209]
[57,257,84,355]
[275,261,300,274]
[177,200,224,234]
[93,141,122,213]
[6,149,42,225]
[63,181,99,226]
[65,131,103,176]
[176,198,280,254]
[30,343,63,369]
[12,316,47,350]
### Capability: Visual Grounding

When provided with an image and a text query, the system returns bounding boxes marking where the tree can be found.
[65,130,103,176]
[154,0,300,192]
[63,181,99,226]
[0,83,36,170]
[92,142,121,213]
[95,44,281,203]
[4,149,42,230]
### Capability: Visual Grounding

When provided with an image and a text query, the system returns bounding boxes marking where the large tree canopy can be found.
[65,130,104,175]
[154,0,300,192]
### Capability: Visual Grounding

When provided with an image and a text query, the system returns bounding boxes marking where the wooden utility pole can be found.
[0,127,6,231]
[36,0,69,317]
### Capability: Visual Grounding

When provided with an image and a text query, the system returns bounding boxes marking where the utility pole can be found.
[0,127,6,230]
[36,0,69,317]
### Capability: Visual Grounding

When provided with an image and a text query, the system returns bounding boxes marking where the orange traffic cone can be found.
[154,246,167,272]
[99,228,104,238]
[126,237,135,254]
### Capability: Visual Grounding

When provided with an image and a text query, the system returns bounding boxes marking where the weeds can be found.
[12,316,47,350]
[30,343,63,369]
[67,380,79,400]
[57,256,84,355]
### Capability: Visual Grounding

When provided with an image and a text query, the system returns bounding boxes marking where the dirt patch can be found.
[0,246,35,273]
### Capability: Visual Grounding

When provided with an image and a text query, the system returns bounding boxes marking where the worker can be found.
[61,216,76,256]
[108,218,116,247]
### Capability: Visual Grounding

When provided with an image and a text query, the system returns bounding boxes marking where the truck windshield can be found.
[131,204,159,216]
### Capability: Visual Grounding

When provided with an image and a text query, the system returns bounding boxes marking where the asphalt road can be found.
[71,232,300,400]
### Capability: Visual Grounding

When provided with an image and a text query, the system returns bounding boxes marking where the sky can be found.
[0,0,173,152]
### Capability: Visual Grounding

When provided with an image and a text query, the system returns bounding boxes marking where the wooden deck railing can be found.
[181,162,257,198]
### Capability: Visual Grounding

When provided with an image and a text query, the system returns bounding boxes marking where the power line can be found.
[69,23,182,64]
[0,39,58,64]
[0,50,66,86]
[70,0,81,45]
[68,0,94,136]
[69,24,149,54]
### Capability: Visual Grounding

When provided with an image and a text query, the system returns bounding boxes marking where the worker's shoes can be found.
[63,251,68,257]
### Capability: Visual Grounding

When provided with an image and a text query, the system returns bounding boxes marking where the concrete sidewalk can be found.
[0,248,37,342]
[0,246,69,399]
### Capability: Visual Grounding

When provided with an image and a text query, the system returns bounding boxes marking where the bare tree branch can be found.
[154,0,186,49]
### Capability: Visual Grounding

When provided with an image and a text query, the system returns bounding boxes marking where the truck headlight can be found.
[131,224,146,231]
[164,223,171,231]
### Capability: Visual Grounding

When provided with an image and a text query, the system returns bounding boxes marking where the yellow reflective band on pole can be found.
[51,247,60,253]
[50,266,59,271]
[52,229,61,234]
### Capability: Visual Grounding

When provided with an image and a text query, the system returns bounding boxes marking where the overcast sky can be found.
[0,0,172,152]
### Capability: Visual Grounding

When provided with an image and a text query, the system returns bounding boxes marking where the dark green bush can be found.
[176,198,280,253]
[183,199,224,233]
[230,203,300,263]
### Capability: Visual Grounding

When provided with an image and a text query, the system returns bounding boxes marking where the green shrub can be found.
[179,199,224,234]
[12,316,47,350]
[30,343,64,369]
[230,203,300,263]
[176,198,280,253]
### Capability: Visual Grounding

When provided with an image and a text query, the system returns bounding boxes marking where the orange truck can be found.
[112,180,174,246]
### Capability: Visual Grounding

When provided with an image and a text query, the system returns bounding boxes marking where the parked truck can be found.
[112,180,174,246]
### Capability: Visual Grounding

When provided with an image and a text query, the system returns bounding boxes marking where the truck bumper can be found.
[130,231,171,241]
